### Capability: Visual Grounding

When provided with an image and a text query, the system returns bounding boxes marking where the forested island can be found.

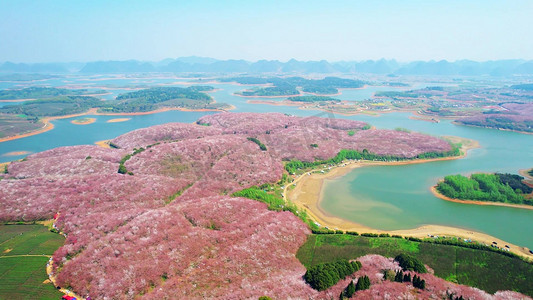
[228,76,365,97]
[98,86,231,113]
[435,173,533,206]
[0,86,232,140]
[0,86,232,117]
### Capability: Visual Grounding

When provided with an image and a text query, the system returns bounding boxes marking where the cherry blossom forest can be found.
[2,112,525,299]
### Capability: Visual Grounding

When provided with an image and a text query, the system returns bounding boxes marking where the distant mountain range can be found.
[1,56,533,76]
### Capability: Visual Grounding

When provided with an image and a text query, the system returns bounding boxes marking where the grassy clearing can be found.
[297,234,533,296]
[0,224,64,299]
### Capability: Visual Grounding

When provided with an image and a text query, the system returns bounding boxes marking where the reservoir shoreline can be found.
[286,140,533,259]
[430,185,533,210]
[0,105,235,144]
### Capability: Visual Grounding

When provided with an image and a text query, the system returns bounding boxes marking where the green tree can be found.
[395,254,427,273]
[413,275,426,290]
[355,275,370,291]
[118,164,128,174]
[394,270,404,282]
[343,280,356,298]
[304,260,361,291]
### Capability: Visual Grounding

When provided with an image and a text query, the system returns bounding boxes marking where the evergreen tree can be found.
[364,275,371,288]
[355,277,364,291]
[394,270,404,282]
[413,275,419,286]
[304,260,361,291]
[395,254,427,273]
[343,281,356,298]
[403,273,411,282]
[383,269,396,281]
[355,275,371,291]
[412,275,426,290]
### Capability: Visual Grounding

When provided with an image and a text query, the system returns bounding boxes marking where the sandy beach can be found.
[94,140,112,148]
[2,151,31,157]
[286,138,533,259]
[107,118,130,123]
[519,169,533,184]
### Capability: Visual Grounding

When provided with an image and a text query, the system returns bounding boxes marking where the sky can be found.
[1,0,533,63]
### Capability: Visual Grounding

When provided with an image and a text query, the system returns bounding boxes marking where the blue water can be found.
[322,119,533,248]
[1,76,532,249]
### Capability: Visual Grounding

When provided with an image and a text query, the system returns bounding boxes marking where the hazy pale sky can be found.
[1,0,532,63]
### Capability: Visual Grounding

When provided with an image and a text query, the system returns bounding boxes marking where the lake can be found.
[321,115,533,249]
[1,76,532,249]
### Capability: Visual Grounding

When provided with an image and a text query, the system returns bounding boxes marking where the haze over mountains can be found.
[1,57,533,76]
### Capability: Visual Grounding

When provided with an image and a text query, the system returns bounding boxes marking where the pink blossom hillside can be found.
[0,112,461,299]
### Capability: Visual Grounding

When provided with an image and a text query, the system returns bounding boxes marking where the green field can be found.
[297,234,533,296]
[0,224,64,300]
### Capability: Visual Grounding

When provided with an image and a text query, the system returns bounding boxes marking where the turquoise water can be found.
[1,77,532,249]
[321,118,533,248]
[0,111,214,159]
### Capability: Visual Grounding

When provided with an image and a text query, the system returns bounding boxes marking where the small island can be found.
[71,118,96,125]
[0,86,233,142]
[434,172,533,207]
[2,150,31,157]
[107,118,130,123]
[97,86,232,113]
